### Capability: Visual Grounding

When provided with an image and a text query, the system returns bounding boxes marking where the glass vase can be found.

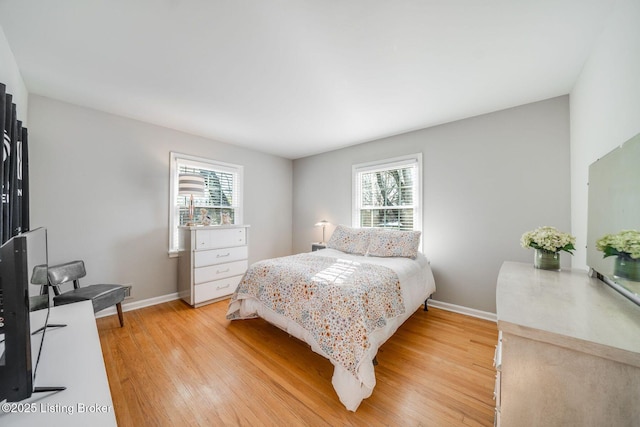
[613,256,640,282]
[534,249,560,271]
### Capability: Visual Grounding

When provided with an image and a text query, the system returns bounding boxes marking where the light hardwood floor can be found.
[97,300,498,426]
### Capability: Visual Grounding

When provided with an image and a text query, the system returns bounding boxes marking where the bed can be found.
[226,225,436,411]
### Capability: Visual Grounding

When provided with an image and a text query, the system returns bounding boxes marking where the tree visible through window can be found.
[353,154,421,232]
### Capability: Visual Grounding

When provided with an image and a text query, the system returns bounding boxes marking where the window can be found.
[352,153,422,232]
[169,152,243,253]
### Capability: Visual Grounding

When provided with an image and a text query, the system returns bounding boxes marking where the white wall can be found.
[570,0,640,271]
[12,0,638,311]
[27,95,292,302]
[293,96,570,313]
[0,25,28,121]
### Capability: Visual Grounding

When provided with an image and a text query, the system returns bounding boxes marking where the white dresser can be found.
[177,225,249,307]
[495,261,640,427]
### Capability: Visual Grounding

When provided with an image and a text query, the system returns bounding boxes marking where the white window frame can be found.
[352,153,423,240]
[169,152,243,255]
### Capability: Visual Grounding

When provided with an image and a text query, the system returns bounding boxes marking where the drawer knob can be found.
[217,284,231,290]
[217,268,230,274]
[217,253,230,258]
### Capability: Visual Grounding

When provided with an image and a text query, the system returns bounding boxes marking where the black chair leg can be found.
[116,302,124,327]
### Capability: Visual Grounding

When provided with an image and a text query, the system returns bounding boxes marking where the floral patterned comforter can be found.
[226,253,405,377]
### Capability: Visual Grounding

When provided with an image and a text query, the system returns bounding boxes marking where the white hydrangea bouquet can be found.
[520,226,576,254]
[595,230,640,259]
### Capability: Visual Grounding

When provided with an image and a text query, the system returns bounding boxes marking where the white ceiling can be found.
[0,0,614,159]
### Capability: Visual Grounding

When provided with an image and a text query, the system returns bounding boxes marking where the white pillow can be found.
[326,225,371,255]
[367,229,421,259]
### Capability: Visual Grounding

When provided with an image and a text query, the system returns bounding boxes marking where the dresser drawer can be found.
[494,331,503,370]
[194,275,242,303]
[194,260,248,284]
[196,228,246,250]
[493,371,501,407]
[194,246,247,268]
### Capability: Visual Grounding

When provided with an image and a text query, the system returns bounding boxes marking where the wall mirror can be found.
[587,132,640,306]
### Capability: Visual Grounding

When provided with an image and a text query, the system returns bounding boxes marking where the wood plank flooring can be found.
[97,300,498,426]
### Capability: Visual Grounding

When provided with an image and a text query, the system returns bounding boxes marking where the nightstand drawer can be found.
[194,275,242,303]
[194,246,247,267]
[196,228,246,249]
[194,260,248,284]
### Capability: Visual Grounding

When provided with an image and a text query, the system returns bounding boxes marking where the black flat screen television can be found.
[0,227,52,402]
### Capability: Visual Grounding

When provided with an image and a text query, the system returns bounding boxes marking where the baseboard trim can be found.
[95,292,181,319]
[428,299,497,322]
[95,292,497,323]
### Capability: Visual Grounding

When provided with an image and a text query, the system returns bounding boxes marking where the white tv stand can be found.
[0,301,116,426]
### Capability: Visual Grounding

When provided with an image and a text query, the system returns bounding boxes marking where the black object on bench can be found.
[48,260,126,327]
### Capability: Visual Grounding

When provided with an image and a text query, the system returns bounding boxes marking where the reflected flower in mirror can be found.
[596,230,640,282]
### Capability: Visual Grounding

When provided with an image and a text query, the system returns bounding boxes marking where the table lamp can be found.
[179,174,205,226]
[315,220,330,244]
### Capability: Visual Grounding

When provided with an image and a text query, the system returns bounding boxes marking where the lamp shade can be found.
[178,174,205,196]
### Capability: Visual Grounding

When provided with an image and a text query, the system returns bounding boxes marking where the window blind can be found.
[353,155,421,232]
